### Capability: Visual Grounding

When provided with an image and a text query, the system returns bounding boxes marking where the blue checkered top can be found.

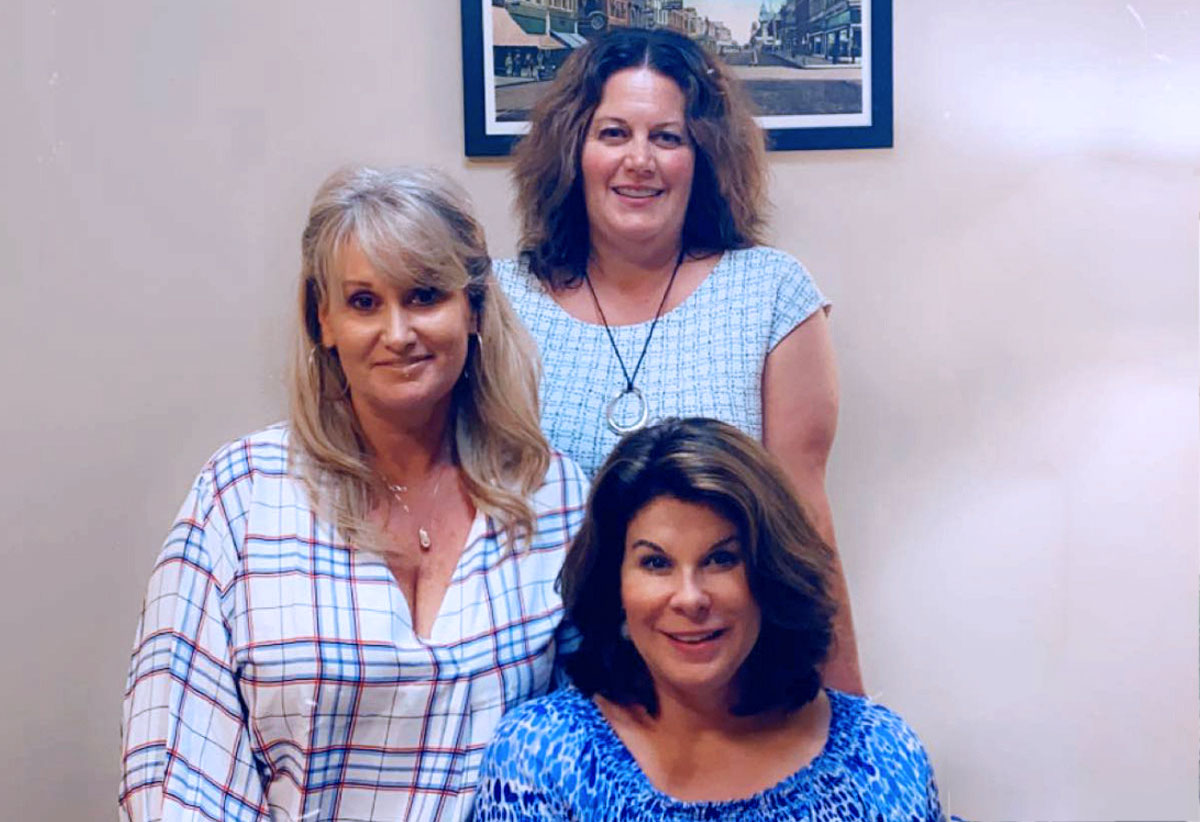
[496,246,828,477]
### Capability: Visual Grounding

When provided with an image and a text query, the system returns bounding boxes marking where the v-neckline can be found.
[376,508,487,645]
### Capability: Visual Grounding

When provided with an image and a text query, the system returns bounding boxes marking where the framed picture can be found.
[461,0,892,157]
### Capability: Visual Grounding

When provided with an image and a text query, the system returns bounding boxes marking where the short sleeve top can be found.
[474,685,945,821]
[495,247,828,477]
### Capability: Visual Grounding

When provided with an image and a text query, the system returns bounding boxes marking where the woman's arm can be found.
[120,472,269,821]
[762,309,865,694]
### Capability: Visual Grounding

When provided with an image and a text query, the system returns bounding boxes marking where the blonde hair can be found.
[289,166,550,552]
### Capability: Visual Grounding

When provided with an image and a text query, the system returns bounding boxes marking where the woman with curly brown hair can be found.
[495,27,862,692]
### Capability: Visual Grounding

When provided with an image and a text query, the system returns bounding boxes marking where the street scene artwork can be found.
[462,0,891,154]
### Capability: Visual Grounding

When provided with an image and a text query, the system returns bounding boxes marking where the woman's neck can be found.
[352,396,455,482]
[602,687,833,804]
[645,683,773,739]
[588,235,683,295]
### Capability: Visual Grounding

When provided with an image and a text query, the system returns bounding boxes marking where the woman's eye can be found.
[653,131,684,147]
[348,292,377,311]
[598,126,627,140]
[706,549,741,569]
[638,554,671,571]
[409,287,442,306]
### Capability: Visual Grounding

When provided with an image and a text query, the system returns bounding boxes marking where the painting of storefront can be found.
[464,0,891,154]
[802,0,862,64]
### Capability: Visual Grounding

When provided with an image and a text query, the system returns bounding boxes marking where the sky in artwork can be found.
[688,0,785,45]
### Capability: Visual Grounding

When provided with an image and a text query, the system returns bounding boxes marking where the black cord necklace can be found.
[583,247,686,435]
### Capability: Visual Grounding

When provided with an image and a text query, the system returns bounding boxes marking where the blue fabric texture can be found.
[495,246,828,477]
[474,685,945,821]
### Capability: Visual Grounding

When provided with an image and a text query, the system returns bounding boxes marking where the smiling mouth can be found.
[376,356,431,369]
[664,629,726,645]
[613,186,663,199]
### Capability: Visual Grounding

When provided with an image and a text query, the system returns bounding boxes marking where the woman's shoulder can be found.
[194,424,298,523]
[491,256,520,280]
[530,451,590,515]
[711,246,828,337]
[154,424,294,582]
[492,256,537,295]
[716,245,816,286]
[202,422,291,479]
[486,686,596,765]
[825,690,936,777]
[722,244,807,267]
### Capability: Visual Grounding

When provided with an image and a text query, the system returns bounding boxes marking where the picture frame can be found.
[461,0,892,157]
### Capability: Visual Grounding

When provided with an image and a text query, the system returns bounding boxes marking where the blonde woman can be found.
[120,167,588,821]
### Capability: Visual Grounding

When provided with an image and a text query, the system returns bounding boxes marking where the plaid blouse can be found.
[120,425,588,821]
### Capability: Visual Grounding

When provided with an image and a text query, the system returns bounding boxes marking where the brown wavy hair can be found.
[512,28,768,289]
[560,417,836,717]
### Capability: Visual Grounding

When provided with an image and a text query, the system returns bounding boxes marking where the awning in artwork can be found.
[552,31,587,48]
[492,7,567,49]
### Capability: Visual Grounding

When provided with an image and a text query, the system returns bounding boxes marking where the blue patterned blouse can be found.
[495,247,828,477]
[474,686,945,821]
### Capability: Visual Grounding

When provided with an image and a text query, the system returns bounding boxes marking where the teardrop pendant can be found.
[418,527,431,551]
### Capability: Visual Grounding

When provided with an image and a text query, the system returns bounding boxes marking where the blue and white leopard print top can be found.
[474,686,945,821]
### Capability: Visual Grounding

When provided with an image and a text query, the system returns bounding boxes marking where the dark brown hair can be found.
[512,28,768,289]
[560,418,835,717]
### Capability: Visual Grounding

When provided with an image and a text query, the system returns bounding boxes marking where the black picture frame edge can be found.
[463,0,892,157]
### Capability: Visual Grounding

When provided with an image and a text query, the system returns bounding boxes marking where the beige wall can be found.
[2,1,1196,818]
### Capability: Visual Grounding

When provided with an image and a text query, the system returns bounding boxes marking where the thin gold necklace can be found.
[383,464,449,552]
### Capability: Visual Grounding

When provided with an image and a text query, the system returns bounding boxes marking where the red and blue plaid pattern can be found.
[120,425,587,821]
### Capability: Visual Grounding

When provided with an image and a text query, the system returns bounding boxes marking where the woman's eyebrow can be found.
[629,539,666,553]
[707,535,739,552]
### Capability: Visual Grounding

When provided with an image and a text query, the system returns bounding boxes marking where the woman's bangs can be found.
[351,207,468,293]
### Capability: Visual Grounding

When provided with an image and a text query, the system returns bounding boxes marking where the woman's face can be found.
[620,495,761,707]
[318,238,473,424]
[579,67,695,253]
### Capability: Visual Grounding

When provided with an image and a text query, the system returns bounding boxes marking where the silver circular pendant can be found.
[605,386,650,435]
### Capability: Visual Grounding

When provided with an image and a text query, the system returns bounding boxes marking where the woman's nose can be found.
[381,304,414,347]
[669,573,712,618]
[623,137,654,174]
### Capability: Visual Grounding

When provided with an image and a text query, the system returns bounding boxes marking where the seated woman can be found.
[119,167,587,821]
[475,418,943,821]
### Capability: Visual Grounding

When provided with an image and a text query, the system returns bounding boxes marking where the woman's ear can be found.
[304,278,329,347]
[317,304,335,349]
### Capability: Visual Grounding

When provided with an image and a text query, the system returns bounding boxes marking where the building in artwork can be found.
[499,0,739,55]
[790,0,863,63]
[749,0,786,50]
[504,0,580,36]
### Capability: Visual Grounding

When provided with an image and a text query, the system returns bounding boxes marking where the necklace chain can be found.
[382,463,449,552]
[583,248,686,396]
